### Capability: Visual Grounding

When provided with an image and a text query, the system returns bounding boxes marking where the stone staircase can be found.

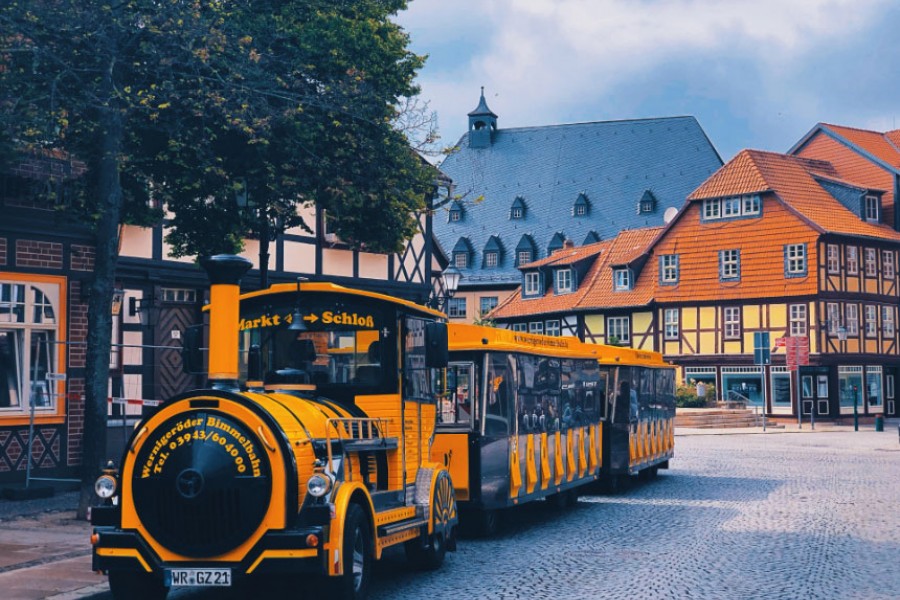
[675,407,761,429]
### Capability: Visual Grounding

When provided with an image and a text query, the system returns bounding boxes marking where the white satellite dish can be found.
[663,206,678,224]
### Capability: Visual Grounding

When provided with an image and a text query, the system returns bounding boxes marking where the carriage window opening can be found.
[439,362,474,426]
[484,353,513,435]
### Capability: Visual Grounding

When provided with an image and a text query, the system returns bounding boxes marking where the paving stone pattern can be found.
[365,431,900,600]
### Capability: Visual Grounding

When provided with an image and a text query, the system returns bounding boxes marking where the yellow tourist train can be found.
[90,255,457,600]
[431,324,675,534]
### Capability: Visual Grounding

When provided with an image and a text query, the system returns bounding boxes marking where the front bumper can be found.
[92,515,328,582]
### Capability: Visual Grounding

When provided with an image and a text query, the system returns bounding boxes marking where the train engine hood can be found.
[120,388,356,560]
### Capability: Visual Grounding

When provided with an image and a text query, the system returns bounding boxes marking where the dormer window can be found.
[573,193,591,217]
[583,231,601,245]
[547,232,566,255]
[448,200,464,223]
[555,268,574,294]
[637,190,657,214]
[452,237,473,269]
[523,271,543,297]
[613,268,632,291]
[865,195,880,222]
[515,234,537,266]
[482,235,504,268]
[510,196,527,220]
[702,194,761,221]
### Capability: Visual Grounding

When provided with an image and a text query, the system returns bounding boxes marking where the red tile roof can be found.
[691,149,900,242]
[490,227,661,319]
[821,124,900,169]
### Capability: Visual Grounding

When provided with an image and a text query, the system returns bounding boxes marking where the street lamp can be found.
[819,319,848,341]
[430,266,462,310]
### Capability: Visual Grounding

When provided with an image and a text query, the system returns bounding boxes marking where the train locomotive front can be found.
[91,255,457,600]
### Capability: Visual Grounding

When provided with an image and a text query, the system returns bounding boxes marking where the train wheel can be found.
[108,570,167,600]
[328,504,372,600]
[407,471,455,570]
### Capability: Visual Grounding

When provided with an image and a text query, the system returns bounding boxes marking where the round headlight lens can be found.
[94,474,117,499]
[307,474,332,498]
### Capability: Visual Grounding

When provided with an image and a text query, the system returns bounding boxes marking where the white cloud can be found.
[398,0,898,157]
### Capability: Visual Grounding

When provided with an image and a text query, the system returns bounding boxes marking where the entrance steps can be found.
[675,408,760,429]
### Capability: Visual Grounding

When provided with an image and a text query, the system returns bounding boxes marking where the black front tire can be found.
[108,570,168,600]
[328,504,372,600]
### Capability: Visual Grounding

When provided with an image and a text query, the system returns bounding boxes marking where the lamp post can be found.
[235,179,282,291]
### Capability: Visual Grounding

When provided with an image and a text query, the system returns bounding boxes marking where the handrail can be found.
[324,417,392,478]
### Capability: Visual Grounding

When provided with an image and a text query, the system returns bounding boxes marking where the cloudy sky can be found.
[396,0,900,163]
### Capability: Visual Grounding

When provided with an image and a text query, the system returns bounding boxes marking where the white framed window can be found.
[865,305,877,338]
[827,244,840,274]
[722,197,740,217]
[720,249,740,280]
[0,278,64,414]
[454,252,468,269]
[865,248,877,277]
[846,246,858,274]
[449,210,461,222]
[664,308,679,340]
[479,296,498,317]
[724,306,741,339]
[446,297,466,319]
[511,206,524,219]
[789,304,807,336]
[524,272,541,296]
[845,303,858,336]
[574,204,587,216]
[838,366,863,414]
[742,195,761,215]
[785,244,807,276]
[702,199,720,219]
[613,269,631,291]
[512,323,527,332]
[545,320,561,337]
[882,306,895,337]
[865,195,879,222]
[883,250,895,279]
[484,251,498,268]
[517,250,532,266]
[161,288,197,303]
[529,321,544,335]
[607,316,630,344]
[555,268,573,294]
[660,255,679,284]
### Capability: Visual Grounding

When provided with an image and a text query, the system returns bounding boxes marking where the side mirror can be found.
[425,321,449,368]
[181,324,204,375]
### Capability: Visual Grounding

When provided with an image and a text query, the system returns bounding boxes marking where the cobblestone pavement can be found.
[362,431,900,600]
[6,429,898,600]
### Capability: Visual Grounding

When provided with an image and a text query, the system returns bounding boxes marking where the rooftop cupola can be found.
[468,87,498,149]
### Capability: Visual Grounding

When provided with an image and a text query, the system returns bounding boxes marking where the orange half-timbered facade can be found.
[492,146,900,422]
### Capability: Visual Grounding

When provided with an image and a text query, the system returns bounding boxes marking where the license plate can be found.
[167,568,232,587]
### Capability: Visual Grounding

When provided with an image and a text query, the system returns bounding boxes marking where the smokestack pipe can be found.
[200,254,253,390]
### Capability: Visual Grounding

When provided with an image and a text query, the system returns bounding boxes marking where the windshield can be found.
[238,294,389,389]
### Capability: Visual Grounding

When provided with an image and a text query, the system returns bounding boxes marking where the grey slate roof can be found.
[436,116,723,288]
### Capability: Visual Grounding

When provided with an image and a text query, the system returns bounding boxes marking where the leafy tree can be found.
[1,0,434,517]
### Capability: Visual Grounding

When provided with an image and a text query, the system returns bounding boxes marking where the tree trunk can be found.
[77,99,125,520]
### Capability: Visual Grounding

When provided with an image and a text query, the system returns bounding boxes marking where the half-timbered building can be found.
[492,148,900,422]
[1,157,448,485]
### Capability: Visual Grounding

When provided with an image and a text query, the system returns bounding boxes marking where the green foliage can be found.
[1,0,434,257]
[675,382,716,408]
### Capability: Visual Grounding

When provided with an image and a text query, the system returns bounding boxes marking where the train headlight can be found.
[94,474,117,499]
[307,473,332,498]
